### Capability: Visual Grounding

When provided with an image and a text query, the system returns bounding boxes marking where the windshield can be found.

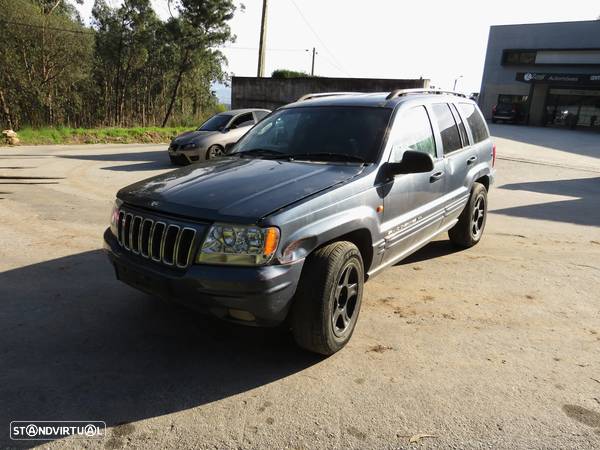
[198,114,232,131]
[232,106,392,163]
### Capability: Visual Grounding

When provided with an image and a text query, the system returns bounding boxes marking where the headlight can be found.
[182,142,198,150]
[109,198,123,236]
[196,224,280,266]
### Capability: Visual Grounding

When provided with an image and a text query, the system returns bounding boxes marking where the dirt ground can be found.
[1,125,599,449]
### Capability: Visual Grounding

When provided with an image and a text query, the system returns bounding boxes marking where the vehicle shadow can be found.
[493,177,600,227]
[0,250,321,448]
[59,150,175,172]
[489,124,600,159]
[394,239,463,266]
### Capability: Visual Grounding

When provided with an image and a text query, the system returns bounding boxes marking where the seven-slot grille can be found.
[117,210,198,268]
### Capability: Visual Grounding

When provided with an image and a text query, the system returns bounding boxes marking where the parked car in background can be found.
[491,102,525,123]
[105,89,495,355]
[168,109,271,164]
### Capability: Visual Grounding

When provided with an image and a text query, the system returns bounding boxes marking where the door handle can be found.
[430,171,444,182]
[467,156,478,165]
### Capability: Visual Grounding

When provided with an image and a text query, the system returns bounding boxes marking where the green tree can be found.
[0,0,93,128]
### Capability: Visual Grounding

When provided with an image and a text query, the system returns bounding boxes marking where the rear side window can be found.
[391,106,436,161]
[458,103,489,143]
[254,110,269,121]
[450,104,469,147]
[431,103,461,154]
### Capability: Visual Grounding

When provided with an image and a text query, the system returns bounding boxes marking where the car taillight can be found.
[492,105,496,114]
[492,143,496,167]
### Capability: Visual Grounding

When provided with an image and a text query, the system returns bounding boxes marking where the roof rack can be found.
[385,88,467,101]
[297,92,362,102]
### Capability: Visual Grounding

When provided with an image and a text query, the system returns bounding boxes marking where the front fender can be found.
[277,205,380,267]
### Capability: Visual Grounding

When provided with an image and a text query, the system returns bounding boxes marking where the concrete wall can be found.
[231,77,429,110]
[479,20,600,120]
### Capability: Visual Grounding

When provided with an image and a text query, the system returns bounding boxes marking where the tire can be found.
[290,241,364,356]
[448,182,488,248]
[206,145,224,160]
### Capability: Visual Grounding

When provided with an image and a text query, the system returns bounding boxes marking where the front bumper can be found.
[168,148,202,164]
[103,228,303,326]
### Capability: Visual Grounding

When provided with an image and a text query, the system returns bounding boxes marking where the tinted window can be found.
[503,50,536,65]
[231,113,255,128]
[254,110,269,121]
[234,107,392,163]
[431,103,461,154]
[458,103,489,143]
[198,114,232,131]
[391,106,436,161]
[450,103,469,147]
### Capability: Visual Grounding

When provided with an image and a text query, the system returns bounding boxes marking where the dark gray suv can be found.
[104,89,495,355]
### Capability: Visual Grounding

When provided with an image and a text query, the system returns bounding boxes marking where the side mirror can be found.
[386,150,434,176]
[224,142,236,153]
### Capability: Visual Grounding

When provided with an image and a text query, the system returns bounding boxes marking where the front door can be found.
[381,105,446,265]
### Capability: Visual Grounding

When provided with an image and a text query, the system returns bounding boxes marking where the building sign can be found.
[516,72,600,84]
[549,88,600,97]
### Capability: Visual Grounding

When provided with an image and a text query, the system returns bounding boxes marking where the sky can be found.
[77,0,599,101]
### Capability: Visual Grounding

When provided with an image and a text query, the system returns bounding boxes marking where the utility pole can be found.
[311,47,316,76]
[453,75,463,91]
[257,0,268,77]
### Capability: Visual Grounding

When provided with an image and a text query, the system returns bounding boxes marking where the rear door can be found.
[429,102,475,227]
[381,105,446,264]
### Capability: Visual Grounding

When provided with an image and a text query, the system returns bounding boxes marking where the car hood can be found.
[118,157,364,223]
[171,130,217,144]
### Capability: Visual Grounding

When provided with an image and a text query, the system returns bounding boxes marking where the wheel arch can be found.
[474,174,490,191]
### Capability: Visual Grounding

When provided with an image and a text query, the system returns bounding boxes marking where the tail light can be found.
[492,105,497,114]
[492,143,496,167]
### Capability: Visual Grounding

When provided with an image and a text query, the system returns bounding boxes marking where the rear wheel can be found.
[206,145,224,160]
[448,182,487,248]
[291,241,364,356]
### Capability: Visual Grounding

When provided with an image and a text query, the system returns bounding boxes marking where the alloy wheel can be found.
[331,262,360,337]
[471,195,486,238]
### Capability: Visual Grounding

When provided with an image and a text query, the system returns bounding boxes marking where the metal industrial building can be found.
[479,20,600,129]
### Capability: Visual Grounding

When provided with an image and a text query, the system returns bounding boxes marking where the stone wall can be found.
[231,76,429,110]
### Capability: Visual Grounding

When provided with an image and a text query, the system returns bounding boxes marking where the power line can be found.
[220,46,307,52]
[287,0,351,77]
[0,19,94,35]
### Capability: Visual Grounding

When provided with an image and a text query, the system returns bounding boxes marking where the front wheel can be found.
[290,241,364,356]
[206,145,225,160]
[448,182,488,248]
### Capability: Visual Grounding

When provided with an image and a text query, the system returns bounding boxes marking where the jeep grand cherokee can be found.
[104,89,495,355]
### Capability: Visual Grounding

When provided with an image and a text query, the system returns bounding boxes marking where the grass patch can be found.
[11,126,191,145]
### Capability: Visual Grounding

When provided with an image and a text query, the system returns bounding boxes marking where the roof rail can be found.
[297,92,362,102]
[385,88,467,101]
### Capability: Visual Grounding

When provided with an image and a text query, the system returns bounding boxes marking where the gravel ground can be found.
[0,126,599,449]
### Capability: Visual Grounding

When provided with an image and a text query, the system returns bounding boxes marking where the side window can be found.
[458,103,489,143]
[230,113,254,129]
[450,103,469,147]
[390,106,436,162]
[431,103,462,154]
[254,110,269,122]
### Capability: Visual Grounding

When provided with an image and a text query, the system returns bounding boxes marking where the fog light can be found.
[228,309,256,322]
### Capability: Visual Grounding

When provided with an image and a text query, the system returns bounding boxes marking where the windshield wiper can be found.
[288,152,366,163]
[238,148,288,158]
